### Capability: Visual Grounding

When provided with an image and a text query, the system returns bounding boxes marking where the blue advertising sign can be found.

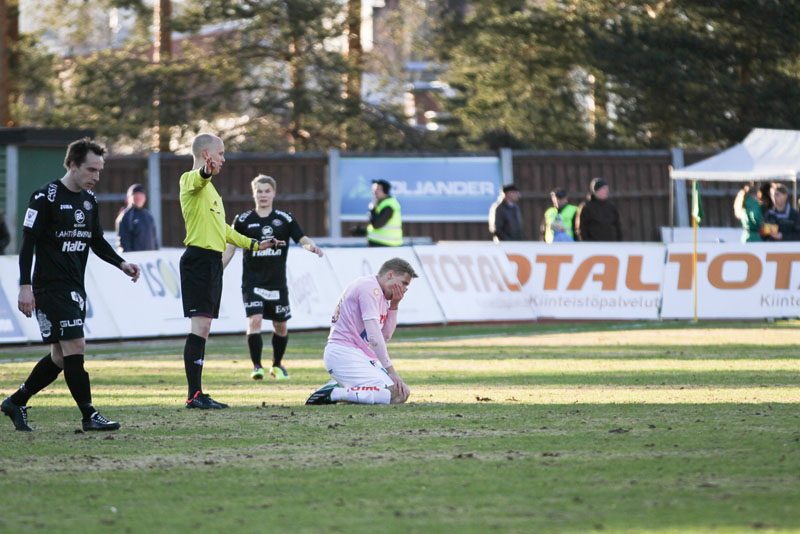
[340,157,502,221]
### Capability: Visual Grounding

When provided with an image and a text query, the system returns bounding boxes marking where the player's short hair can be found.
[191,133,222,159]
[252,174,276,192]
[64,138,106,170]
[378,258,418,278]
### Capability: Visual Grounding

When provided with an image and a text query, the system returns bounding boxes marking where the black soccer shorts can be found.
[34,289,87,343]
[242,287,292,321]
[180,246,223,318]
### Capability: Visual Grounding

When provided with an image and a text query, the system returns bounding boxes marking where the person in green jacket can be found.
[733,182,764,242]
[542,188,577,242]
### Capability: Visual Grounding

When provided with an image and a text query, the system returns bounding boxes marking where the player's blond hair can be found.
[378,258,418,278]
[251,174,277,192]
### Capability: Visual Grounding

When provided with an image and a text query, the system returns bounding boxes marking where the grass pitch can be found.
[0,321,799,533]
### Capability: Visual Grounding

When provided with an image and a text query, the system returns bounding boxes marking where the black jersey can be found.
[22,180,122,293]
[232,209,305,289]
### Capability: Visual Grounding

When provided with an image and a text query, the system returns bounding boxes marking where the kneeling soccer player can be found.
[306,257,416,405]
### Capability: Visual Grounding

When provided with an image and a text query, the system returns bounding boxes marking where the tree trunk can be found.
[153,0,172,152]
[0,0,18,127]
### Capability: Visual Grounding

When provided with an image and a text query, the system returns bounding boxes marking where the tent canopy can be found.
[671,128,800,182]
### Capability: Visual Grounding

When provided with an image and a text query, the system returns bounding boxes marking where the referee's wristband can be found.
[250,239,258,251]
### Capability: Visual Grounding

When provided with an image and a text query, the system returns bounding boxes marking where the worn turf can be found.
[0,322,798,533]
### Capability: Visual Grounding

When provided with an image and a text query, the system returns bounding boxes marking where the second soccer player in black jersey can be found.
[2,138,141,432]
[222,174,323,380]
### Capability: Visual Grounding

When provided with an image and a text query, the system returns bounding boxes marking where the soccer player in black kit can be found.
[1,138,141,432]
[222,175,323,380]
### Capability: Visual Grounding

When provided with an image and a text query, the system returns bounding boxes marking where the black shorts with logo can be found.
[180,246,223,318]
[34,289,87,343]
[242,286,291,321]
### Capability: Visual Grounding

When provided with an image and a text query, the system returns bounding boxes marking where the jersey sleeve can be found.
[225,224,255,250]
[288,215,305,244]
[22,191,50,238]
[179,168,212,194]
[358,284,382,322]
[232,213,246,234]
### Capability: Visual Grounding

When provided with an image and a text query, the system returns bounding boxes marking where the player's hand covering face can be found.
[385,272,412,304]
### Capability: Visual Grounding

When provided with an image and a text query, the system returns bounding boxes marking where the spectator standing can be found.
[575,178,622,241]
[489,184,523,241]
[0,212,9,254]
[367,179,403,247]
[763,183,800,241]
[733,182,763,243]
[116,183,158,252]
[542,188,577,242]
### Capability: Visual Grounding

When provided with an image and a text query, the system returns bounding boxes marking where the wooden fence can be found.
[99,149,725,247]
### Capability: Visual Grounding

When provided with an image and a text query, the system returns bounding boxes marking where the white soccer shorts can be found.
[323,343,395,389]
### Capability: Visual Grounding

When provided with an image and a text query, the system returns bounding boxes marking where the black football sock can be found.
[272,333,288,367]
[9,354,62,406]
[247,333,263,368]
[184,333,206,398]
[62,355,95,420]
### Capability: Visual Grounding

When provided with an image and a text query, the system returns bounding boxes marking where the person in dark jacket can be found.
[0,212,9,254]
[763,183,800,241]
[575,178,622,241]
[489,184,523,241]
[115,183,158,252]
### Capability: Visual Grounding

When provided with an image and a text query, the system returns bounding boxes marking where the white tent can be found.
[668,128,800,322]
[671,127,800,190]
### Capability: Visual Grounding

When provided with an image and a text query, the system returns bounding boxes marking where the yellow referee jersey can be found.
[179,168,253,252]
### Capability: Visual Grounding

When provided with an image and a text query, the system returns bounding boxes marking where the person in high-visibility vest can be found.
[542,188,577,242]
[367,179,403,247]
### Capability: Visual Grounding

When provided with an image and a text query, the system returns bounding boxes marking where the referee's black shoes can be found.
[1,397,33,431]
[186,391,229,409]
[82,411,121,431]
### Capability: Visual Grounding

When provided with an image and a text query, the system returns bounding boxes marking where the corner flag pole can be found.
[692,180,698,323]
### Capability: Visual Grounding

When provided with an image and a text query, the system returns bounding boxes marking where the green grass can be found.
[0,321,799,533]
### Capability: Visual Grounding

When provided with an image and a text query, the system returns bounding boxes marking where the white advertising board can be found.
[0,257,33,342]
[413,244,535,322]
[499,242,664,320]
[661,242,800,319]
[285,250,344,330]
[324,247,445,325]
[88,249,193,337]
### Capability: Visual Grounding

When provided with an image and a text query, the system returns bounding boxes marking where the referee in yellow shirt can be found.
[179,133,283,409]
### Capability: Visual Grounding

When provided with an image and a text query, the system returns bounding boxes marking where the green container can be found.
[0,128,93,252]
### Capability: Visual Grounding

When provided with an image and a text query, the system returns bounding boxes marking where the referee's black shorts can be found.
[180,246,223,318]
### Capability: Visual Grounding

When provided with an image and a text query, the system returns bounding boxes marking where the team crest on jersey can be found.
[47,183,58,202]
[83,200,93,210]
[373,288,380,296]
[74,210,85,223]
[262,226,274,238]
[272,219,283,227]
[36,310,52,338]
[23,208,38,228]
